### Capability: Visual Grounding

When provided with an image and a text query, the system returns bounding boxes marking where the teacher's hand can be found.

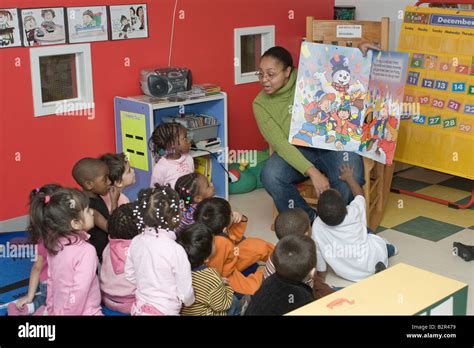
[306,166,330,199]
[358,41,380,57]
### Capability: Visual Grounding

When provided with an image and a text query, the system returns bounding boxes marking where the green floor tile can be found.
[375,226,387,233]
[391,176,432,192]
[469,225,474,230]
[392,216,464,242]
[438,176,474,192]
[455,196,474,210]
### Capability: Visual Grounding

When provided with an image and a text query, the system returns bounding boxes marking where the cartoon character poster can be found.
[0,9,22,48]
[109,4,148,41]
[20,8,66,46]
[66,6,109,43]
[289,42,408,165]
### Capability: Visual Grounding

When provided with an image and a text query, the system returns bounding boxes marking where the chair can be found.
[271,17,392,231]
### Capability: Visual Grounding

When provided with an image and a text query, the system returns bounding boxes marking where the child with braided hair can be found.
[124,184,194,315]
[100,203,139,314]
[174,173,214,232]
[149,123,194,189]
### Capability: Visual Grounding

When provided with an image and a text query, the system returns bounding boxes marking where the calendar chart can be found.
[396,6,474,179]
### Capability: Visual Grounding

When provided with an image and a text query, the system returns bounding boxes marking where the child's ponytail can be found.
[30,188,89,255]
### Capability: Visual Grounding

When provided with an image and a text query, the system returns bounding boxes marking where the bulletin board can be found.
[396,6,474,179]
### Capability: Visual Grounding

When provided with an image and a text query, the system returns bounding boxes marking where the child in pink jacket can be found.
[31,187,102,315]
[125,185,195,315]
[100,203,139,313]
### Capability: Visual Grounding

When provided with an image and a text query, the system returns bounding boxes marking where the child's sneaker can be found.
[453,242,473,262]
[7,302,29,316]
[375,261,386,274]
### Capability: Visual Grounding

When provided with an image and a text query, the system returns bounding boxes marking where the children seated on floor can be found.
[264,208,312,286]
[72,157,115,262]
[312,164,397,282]
[149,123,194,189]
[100,203,139,314]
[8,184,61,316]
[194,197,274,295]
[125,185,194,315]
[99,152,136,212]
[245,235,316,316]
[177,223,241,316]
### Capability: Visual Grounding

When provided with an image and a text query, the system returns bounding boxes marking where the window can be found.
[30,44,94,117]
[234,26,275,85]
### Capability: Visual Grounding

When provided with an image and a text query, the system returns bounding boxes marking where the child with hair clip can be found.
[30,188,102,315]
[100,203,139,314]
[175,172,247,240]
[194,197,274,295]
[177,223,241,316]
[124,184,194,315]
[99,152,136,213]
[174,173,214,231]
[149,123,194,189]
[8,184,61,316]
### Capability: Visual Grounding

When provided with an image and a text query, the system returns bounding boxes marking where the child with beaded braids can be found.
[125,184,195,315]
[149,123,194,189]
[30,188,102,315]
[174,173,215,232]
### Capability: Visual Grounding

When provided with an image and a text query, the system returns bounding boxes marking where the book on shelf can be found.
[194,156,212,182]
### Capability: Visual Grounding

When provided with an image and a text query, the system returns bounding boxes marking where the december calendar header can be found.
[404,11,474,30]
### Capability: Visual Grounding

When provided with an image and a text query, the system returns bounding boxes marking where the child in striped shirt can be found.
[177,223,241,316]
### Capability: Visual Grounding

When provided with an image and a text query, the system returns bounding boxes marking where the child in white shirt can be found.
[312,164,397,282]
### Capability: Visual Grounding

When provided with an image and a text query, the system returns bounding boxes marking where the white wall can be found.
[335,0,417,50]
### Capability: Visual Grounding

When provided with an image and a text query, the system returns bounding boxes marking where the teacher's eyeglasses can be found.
[255,69,284,81]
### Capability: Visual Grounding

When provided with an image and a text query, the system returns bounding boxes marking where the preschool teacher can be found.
[253,44,376,222]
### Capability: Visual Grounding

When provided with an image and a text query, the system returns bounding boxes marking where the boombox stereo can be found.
[140,67,192,97]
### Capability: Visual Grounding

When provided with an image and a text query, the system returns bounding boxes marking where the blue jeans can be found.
[227,295,241,316]
[32,281,47,311]
[261,146,365,221]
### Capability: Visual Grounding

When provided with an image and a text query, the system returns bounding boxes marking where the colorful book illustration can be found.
[289,42,409,165]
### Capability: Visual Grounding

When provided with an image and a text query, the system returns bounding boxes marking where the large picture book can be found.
[289,42,409,165]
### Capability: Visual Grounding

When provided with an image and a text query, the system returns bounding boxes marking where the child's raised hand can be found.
[231,211,243,224]
[339,164,355,182]
[16,296,32,310]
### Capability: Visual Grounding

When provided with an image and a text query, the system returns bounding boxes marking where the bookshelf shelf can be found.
[114,92,229,200]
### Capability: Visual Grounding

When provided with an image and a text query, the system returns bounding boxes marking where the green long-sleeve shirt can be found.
[253,69,313,175]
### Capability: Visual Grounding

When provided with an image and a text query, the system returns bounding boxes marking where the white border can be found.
[29,43,94,117]
[234,25,275,85]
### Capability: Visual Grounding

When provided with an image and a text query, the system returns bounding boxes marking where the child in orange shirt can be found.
[194,197,274,295]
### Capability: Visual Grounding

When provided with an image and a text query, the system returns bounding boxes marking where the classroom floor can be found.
[229,166,474,314]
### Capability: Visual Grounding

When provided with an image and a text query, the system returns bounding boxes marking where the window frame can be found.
[234,25,275,85]
[29,43,94,117]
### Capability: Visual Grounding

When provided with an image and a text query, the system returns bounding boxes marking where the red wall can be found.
[0,0,333,221]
